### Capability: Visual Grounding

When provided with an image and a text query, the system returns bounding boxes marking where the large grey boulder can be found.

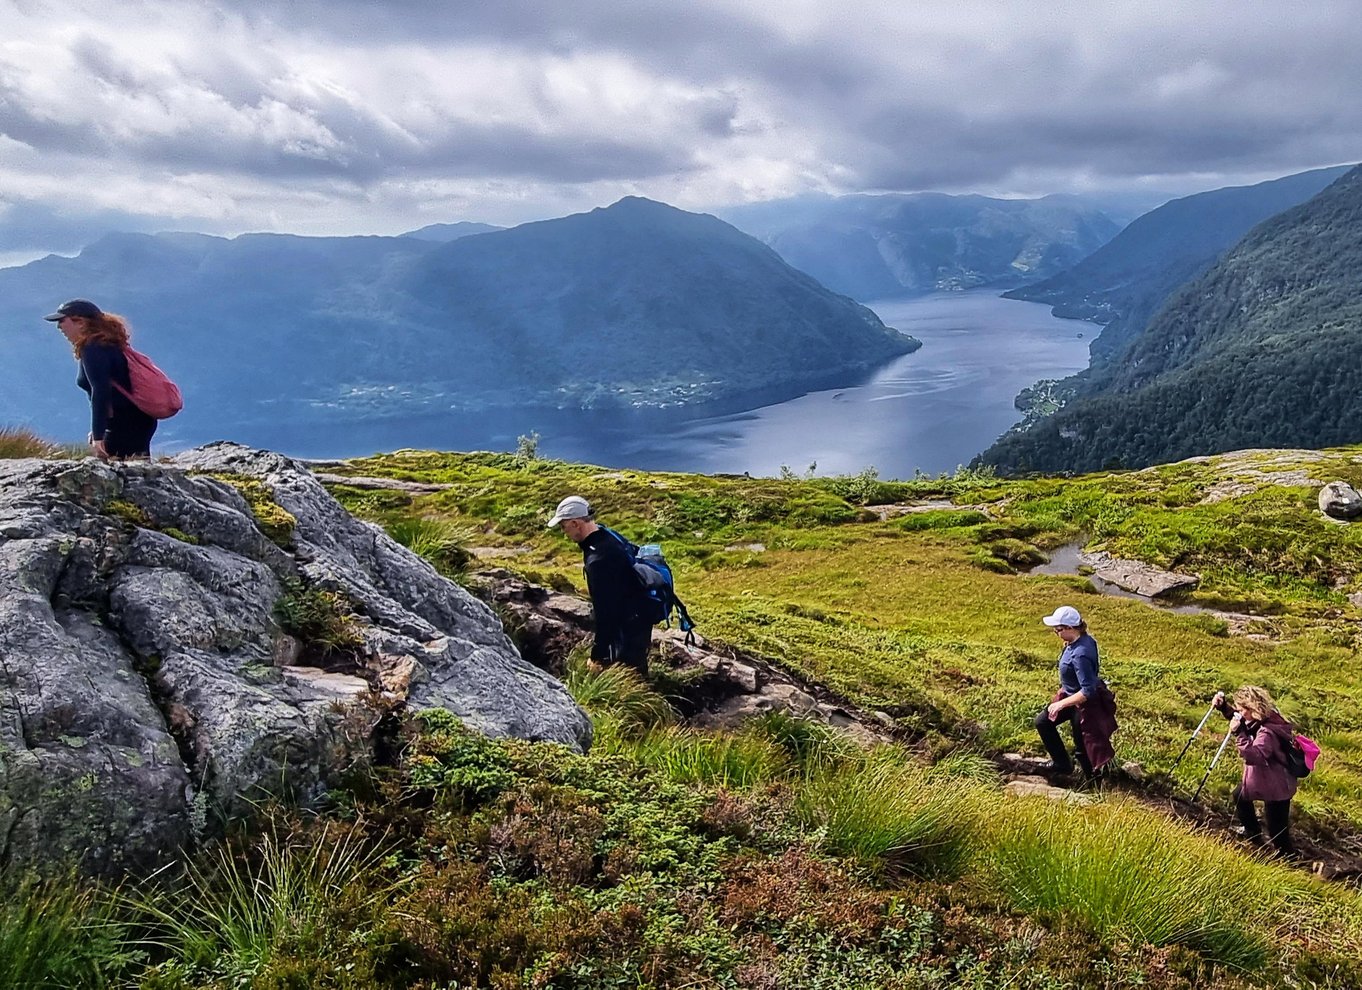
[0,443,589,875]
[1319,481,1362,520]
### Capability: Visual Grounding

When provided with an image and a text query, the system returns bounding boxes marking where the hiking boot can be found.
[1039,761,1075,777]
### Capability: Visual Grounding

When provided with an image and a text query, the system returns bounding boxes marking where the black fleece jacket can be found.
[76,342,140,440]
[579,527,647,661]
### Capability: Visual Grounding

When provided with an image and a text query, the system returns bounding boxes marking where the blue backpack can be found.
[604,528,697,645]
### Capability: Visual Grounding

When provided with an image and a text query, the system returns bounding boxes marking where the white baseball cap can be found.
[547,495,593,528]
[1041,605,1083,627]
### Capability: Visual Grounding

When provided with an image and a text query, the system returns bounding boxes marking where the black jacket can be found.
[77,342,152,441]
[579,527,648,661]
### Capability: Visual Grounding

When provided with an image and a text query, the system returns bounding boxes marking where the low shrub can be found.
[272,581,362,654]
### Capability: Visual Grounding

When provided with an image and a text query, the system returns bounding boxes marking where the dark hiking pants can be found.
[608,619,654,678]
[1035,706,1094,776]
[1234,786,1295,856]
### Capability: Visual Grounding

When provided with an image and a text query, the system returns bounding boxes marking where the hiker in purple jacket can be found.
[1034,605,1118,778]
[45,299,156,459]
[1213,686,1298,857]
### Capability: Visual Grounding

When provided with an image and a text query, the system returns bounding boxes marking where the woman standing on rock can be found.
[1212,686,1298,857]
[1034,605,1118,778]
[45,299,157,459]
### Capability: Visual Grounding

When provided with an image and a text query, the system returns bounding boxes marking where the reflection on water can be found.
[260,290,1091,479]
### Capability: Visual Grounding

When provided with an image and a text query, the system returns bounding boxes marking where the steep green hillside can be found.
[723,192,1119,300]
[980,165,1362,474]
[1004,165,1350,375]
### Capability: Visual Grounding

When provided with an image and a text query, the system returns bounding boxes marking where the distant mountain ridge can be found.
[401,221,505,242]
[722,192,1120,301]
[977,165,1362,473]
[1003,165,1351,376]
[0,198,917,447]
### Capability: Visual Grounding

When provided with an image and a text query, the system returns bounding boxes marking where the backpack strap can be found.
[673,595,696,646]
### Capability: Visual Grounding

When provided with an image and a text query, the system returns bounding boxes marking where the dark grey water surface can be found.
[253,291,1089,479]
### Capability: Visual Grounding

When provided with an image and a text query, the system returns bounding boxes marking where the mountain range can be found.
[722,193,1120,301]
[978,164,1362,473]
[0,198,916,447]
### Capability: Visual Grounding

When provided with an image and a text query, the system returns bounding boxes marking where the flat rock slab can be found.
[1083,550,1198,598]
[1003,778,1096,804]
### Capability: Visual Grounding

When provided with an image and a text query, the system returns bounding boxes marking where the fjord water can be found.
[541,291,1089,478]
[254,291,1088,478]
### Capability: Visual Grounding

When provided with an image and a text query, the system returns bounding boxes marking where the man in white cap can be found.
[547,495,653,676]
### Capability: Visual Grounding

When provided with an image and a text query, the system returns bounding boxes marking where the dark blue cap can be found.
[44,299,103,322]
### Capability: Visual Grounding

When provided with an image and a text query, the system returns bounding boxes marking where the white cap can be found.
[1041,605,1083,627]
[547,495,592,528]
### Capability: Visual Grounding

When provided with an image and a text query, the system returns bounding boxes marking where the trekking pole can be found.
[1190,724,1236,803]
[1169,702,1219,776]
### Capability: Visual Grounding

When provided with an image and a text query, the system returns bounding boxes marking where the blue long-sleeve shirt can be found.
[1058,633,1101,699]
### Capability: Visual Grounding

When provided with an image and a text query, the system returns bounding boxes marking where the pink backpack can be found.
[115,346,183,419]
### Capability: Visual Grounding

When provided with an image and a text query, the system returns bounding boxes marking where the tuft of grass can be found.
[981,798,1304,971]
[0,874,133,989]
[562,653,675,731]
[749,710,849,773]
[0,425,63,459]
[620,725,790,788]
[383,516,475,578]
[130,821,392,984]
[796,754,980,878]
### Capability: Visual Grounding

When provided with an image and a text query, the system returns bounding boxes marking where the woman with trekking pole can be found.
[1212,686,1298,858]
[1034,605,1118,779]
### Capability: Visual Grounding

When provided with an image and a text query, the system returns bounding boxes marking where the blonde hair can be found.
[1232,685,1279,721]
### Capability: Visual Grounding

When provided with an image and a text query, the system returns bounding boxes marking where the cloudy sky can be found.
[1,0,1358,261]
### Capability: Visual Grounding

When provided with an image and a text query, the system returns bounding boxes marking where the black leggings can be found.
[1233,786,1294,855]
[1035,706,1094,775]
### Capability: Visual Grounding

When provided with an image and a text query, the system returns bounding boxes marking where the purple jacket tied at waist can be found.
[1052,682,1118,771]
[1216,703,1298,802]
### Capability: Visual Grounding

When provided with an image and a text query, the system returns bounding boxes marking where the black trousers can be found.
[1035,706,1094,775]
[606,619,653,678]
[1233,786,1295,855]
[104,411,158,458]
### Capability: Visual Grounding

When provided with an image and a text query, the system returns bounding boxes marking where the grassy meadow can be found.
[330,444,1362,831]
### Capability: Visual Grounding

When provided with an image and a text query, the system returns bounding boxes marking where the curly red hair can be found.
[71,312,131,356]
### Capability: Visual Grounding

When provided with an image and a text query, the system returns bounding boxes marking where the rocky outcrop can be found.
[0,443,588,875]
[1319,481,1362,520]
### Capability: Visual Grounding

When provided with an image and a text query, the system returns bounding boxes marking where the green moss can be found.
[160,527,200,545]
[106,499,150,528]
[212,475,297,545]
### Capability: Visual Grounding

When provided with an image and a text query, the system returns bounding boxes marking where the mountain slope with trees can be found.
[1003,165,1351,377]
[978,165,1362,473]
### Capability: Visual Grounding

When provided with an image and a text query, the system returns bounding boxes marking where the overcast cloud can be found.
[1,0,1358,257]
